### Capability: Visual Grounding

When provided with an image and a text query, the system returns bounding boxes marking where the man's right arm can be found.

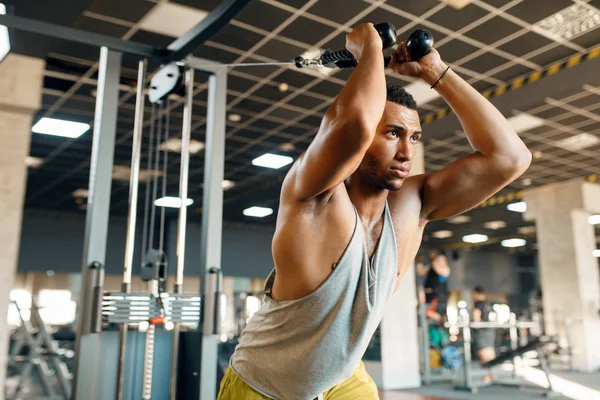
[284,24,387,202]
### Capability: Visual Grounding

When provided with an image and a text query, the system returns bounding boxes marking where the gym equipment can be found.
[188,24,434,71]
[7,300,72,400]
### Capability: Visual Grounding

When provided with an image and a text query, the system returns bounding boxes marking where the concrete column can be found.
[523,178,600,372]
[0,54,45,393]
[366,142,424,389]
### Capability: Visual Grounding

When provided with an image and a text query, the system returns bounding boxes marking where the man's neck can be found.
[345,173,388,226]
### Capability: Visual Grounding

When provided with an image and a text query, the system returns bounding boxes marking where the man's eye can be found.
[411,135,420,142]
[389,130,398,137]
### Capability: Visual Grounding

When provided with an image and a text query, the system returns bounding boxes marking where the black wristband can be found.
[430,66,451,89]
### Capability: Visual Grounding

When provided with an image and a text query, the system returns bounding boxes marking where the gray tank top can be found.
[230,202,398,400]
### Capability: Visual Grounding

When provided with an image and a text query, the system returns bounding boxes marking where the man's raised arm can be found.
[283,24,387,202]
[391,46,532,221]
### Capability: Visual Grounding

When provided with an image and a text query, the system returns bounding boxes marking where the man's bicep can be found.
[421,153,512,221]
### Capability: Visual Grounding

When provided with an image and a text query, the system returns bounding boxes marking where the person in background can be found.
[472,285,496,382]
[416,252,451,322]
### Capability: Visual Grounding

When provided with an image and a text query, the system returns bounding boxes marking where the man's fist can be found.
[345,23,383,61]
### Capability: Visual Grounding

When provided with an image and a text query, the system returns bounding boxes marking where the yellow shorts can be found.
[217,361,379,400]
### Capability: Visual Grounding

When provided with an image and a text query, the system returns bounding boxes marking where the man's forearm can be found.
[423,64,530,165]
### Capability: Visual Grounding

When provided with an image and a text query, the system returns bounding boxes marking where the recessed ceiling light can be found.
[113,165,163,183]
[432,230,453,239]
[278,143,295,152]
[278,82,289,92]
[139,2,208,38]
[522,178,532,186]
[0,3,10,62]
[72,188,89,198]
[592,249,600,258]
[448,215,471,224]
[228,114,241,122]
[404,80,441,105]
[154,196,193,208]
[222,180,235,190]
[484,220,507,230]
[518,225,536,234]
[535,3,600,40]
[502,238,526,248]
[158,138,205,154]
[533,151,543,159]
[507,113,545,133]
[589,215,600,225]
[243,206,273,218]
[439,0,475,9]
[252,153,293,169]
[555,132,600,151]
[507,202,527,213]
[25,156,43,168]
[32,117,90,138]
[462,234,488,244]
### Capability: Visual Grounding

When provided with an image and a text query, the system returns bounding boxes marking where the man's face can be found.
[358,102,422,191]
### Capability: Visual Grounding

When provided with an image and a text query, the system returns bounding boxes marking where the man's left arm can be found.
[392,47,532,221]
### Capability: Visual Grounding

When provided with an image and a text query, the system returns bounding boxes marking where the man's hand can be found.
[345,23,383,61]
[389,43,448,86]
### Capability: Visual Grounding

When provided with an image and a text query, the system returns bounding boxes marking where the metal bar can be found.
[89,261,105,333]
[123,59,147,285]
[72,47,121,400]
[176,68,194,287]
[199,66,227,400]
[0,14,163,59]
[164,0,252,63]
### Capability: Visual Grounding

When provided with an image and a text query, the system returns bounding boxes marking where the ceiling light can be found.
[507,113,545,133]
[533,151,543,159]
[404,80,441,105]
[438,0,475,9]
[448,215,471,224]
[555,133,600,151]
[507,202,527,213]
[278,83,289,92]
[589,215,600,225]
[518,225,536,234]
[0,3,10,62]
[139,2,208,38]
[278,143,295,152]
[228,114,241,122]
[243,206,273,218]
[462,234,488,244]
[32,117,90,138]
[502,238,527,248]
[252,153,293,169]
[432,230,453,239]
[158,138,205,154]
[535,3,600,40]
[592,249,600,258]
[112,165,162,183]
[154,196,193,208]
[522,178,532,186]
[484,220,507,230]
[72,188,89,198]
[222,180,236,190]
[25,156,43,168]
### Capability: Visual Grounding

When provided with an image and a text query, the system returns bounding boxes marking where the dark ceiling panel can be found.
[528,44,574,66]
[427,4,488,32]
[505,0,573,24]
[307,0,371,24]
[86,0,154,23]
[465,16,523,45]
[570,29,600,49]
[279,16,335,45]
[491,63,534,83]
[234,1,293,32]
[209,23,264,52]
[253,38,306,61]
[497,31,557,57]
[438,39,480,64]
[461,51,510,74]
[385,0,442,17]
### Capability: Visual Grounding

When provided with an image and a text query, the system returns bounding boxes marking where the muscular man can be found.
[219,23,531,400]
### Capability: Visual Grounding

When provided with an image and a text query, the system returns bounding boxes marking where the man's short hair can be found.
[474,285,485,294]
[386,84,417,110]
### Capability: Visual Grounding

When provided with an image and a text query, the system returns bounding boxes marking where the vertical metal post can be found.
[168,68,194,400]
[115,59,147,400]
[509,313,519,381]
[72,47,122,400]
[200,67,227,400]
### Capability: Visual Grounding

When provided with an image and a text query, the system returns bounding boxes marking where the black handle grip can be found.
[316,27,433,69]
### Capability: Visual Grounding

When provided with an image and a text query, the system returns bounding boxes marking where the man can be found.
[472,285,497,380]
[219,23,531,400]
[417,252,451,322]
